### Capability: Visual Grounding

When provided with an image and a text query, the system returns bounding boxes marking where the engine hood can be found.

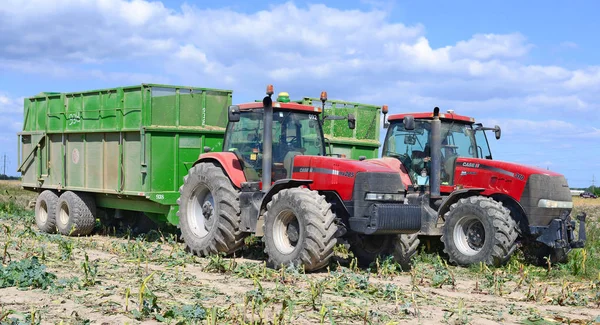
[455,157,564,179]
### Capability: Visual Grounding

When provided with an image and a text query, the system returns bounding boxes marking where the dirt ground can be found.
[1,182,600,324]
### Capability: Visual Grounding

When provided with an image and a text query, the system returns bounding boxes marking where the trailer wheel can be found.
[347,234,394,266]
[263,187,337,271]
[178,163,246,256]
[35,190,59,234]
[441,196,517,266]
[393,234,420,271]
[55,191,96,236]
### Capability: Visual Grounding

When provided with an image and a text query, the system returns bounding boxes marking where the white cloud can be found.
[450,33,532,60]
[0,1,598,183]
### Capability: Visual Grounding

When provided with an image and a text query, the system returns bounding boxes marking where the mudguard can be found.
[194,152,246,188]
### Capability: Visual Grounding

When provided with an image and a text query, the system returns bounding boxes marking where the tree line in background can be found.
[0,175,20,181]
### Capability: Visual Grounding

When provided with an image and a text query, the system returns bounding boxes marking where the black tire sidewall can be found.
[348,233,394,266]
[179,166,221,251]
[443,203,496,266]
[263,195,308,268]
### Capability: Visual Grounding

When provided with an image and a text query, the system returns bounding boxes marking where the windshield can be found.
[383,120,481,184]
[223,110,324,181]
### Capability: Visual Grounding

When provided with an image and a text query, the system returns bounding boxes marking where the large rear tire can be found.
[393,234,420,271]
[55,191,96,236]
[441,196,518,266]
[347,234,394,266]
[35,190,59,234]
[177,163,247,256]
[263,187,337,271]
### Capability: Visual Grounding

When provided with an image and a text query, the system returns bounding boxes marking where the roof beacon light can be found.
[266,84,274,96]
[382,104,390,129]
[277,92,290,103]
[320,91,328,102]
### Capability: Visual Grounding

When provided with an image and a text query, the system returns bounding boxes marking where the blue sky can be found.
[1,0,599,187]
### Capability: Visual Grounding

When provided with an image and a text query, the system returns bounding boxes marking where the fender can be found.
[260,179,313,212]
[438,188,485,218]
[194,152,246,188]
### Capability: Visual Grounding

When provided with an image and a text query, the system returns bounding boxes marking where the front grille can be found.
[370,203,421,232]
[520,174,571,226]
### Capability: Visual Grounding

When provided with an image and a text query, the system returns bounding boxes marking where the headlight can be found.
[537,199,573,209]
[365,192,404,201]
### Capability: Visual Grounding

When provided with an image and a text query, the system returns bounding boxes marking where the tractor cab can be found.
[224,97,326,182]
[382,111,499,188]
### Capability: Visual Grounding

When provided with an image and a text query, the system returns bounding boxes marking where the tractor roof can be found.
[388,112,475,123]
[237,102,323,113]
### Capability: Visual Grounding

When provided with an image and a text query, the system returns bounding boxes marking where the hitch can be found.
[570,212,586,249]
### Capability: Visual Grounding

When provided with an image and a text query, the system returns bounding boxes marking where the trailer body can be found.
[18,84,232,225]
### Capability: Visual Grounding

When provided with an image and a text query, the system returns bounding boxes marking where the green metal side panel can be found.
[297,97,381,159]
[19,84,233,226]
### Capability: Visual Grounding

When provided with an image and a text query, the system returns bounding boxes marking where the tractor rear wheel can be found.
[441,196,518,266]
[55,191,96,236]
[263,187,337,271]
[177,163,247,256]
[393,234,420,271]
[35,190,59,234]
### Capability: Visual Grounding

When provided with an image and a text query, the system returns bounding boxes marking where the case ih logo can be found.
[462,162,480,168]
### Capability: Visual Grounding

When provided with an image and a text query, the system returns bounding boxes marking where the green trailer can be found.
[18,84,232,227]
[294,97,382,160]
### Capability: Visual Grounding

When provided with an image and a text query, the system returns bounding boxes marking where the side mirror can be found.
[347,114,356,130]
[494,125,501,140]
[403,115,415,130]
[228,105,240,123]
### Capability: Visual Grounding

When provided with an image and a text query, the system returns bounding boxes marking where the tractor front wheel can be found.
[177,163,247,256]
[441,196,518,266]
[263,187,337,271]
[347,234,394,266]
[393,234,420,271]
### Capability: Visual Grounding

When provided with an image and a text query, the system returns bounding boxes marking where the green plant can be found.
[0,257,56,289]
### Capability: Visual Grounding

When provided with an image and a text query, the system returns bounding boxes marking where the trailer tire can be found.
[263,187,337,272]
[393,234,420,271]
[55,191,96,236]
[178,163,246,256]
[35,190,59,234]
[347,234,394,267]
[441,196,517,267]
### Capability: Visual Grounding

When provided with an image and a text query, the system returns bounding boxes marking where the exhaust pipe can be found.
[430,107,441,199]
[262,86,274,192]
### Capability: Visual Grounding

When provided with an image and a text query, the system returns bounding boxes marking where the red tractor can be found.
[377,107,586,266]
[177,86,420,271]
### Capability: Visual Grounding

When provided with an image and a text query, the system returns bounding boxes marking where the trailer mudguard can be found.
[194,152,247,188]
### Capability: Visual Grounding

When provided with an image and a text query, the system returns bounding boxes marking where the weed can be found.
[0,257,56,289]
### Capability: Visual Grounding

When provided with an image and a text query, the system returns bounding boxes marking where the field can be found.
[1,180,600,324]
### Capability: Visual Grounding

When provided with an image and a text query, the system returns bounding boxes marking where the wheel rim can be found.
[453,215,485,256]
[59,202,69,226]
[38,201,48,224]
[187,184,215,238]
[273,209,300,255]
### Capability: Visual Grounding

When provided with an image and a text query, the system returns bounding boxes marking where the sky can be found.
[0,0,599,187]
